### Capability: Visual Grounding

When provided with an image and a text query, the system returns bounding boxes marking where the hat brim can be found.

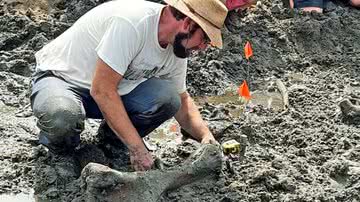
[164,0,223,48]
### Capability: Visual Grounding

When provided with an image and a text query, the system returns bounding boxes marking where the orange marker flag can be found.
[244,41,253,60]
[238,80,251,100]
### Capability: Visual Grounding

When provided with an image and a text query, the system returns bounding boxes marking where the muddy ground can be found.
[0,0,360,201]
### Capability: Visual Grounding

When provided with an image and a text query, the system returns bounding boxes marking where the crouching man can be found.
[31,0,228,171]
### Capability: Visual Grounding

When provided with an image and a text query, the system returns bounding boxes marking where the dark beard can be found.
[173,32,191,59]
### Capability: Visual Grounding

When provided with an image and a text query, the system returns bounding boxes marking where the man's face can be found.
[173,25,211,59]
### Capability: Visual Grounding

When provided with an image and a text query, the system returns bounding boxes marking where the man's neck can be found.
[158,6,180,48]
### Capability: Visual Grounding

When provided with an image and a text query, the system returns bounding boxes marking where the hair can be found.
[169,5,187,20]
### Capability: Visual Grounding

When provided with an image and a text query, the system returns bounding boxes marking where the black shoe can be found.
[39,131,79,155]
[46,142,76,155]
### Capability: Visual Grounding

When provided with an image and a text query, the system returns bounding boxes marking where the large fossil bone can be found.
[78,144,222,202]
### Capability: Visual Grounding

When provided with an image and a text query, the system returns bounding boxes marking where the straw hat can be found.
[164,0,228,48]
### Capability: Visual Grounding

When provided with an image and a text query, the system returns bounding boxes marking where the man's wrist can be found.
[201,131,214,139]
[127,141,148,154]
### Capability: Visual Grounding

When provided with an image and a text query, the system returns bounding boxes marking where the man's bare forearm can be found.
[175,92,211,141]
[91,58,153,171]
[91,90,146,152]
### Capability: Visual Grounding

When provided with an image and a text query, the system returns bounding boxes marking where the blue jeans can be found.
[294,0,324,8]
[30,71,181,152]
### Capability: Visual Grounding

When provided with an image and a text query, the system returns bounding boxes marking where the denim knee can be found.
[158,88,181,118]
[34,96,85,142]
[119,79,181,137]
[138,86,180,120]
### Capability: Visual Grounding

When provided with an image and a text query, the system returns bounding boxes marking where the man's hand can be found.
[129,148,154,171]
[200,133,220,145]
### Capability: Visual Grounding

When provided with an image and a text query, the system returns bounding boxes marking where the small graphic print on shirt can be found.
[123,65,166,80]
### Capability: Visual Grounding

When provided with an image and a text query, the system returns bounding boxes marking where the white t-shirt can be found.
[35,0,187,95]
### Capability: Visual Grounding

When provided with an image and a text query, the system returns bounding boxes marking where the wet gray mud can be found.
[0,0,360,201]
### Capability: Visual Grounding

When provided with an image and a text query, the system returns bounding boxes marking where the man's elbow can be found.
[91,85,119,101]
[90,86,110,101]
[90,86,101,99]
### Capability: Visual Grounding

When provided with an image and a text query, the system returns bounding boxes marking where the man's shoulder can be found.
[105,0,163,18]
[101,0,162,29]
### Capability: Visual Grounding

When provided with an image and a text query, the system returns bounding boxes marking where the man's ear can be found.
[181,17,193,32]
